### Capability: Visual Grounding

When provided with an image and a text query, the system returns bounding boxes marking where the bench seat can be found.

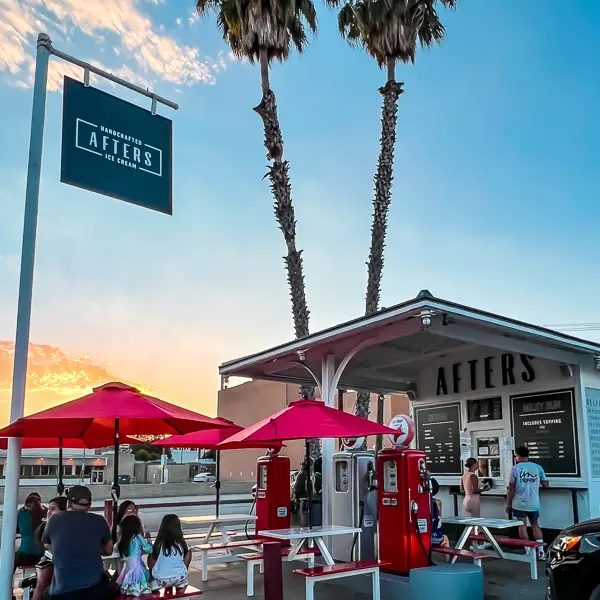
[183,531,237,541]
[193,538,267,552]
[468,534,544,548]
[193,538,268,582]
[116,585,202,598]
[467,534,544,580]
[294,560,389,600]
[238,546,320,561]
[294,559,388,578]
[432,546,492,566]
[239,547,320,597]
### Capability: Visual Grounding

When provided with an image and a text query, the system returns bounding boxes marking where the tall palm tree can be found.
[196,0,317,402]
[335,0,457,420]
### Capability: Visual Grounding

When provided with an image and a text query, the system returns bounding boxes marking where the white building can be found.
[0,447,108,486]
[218,290,600,532]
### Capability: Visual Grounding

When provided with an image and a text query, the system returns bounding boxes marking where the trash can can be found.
[299,499,322,527]
[410,563,483,600]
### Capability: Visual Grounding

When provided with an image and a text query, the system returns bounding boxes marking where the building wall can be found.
[217,379,410,482]
[413,349,585,529]
[104,452,136,484]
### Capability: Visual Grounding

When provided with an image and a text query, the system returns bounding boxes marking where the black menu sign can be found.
[467,396,502,423]
[415,403,461,475]
[511,389,579,477]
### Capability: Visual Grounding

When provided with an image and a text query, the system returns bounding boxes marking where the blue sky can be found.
[0,0,599,416]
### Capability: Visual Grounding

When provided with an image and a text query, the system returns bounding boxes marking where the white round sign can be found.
[342,436,365,450]
[388,414,415,447]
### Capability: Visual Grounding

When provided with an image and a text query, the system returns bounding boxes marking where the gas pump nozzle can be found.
[367,462,377,492]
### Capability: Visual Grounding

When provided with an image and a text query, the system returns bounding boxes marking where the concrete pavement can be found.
[188,550,547,600]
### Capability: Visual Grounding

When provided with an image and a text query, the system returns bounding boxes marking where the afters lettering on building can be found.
[436,353,535,396]
[76,119,162,176]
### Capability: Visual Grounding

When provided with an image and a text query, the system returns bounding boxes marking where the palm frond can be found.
[337,0,457,66]
[197,0,318,64]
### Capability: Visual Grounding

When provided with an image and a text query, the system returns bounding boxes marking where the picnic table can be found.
[180,513,257,544]
[258,525,362,565]
[442,516,541,579]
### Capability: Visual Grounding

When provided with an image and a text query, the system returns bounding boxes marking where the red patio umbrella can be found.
[152,418,283,516]
[0,382,230,528]
[218,399,397,527]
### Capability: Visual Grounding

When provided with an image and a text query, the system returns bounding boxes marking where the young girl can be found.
[115,500,151,542]
[116,515,153,596]
[148,514,191,591]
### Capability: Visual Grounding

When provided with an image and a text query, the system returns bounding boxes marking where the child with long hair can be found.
[148,514,191,592]
[116,515,153,596]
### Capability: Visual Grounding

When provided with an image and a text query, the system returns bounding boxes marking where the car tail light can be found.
[552,535,582,552]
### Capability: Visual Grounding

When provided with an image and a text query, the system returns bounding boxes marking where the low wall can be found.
[4,480,254,504]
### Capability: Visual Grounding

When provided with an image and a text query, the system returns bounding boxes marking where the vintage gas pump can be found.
[255,449,291,535]
[377,415,432,575]
[331,437,378,562]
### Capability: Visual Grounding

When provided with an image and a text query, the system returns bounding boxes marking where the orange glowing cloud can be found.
[0,340,152,425]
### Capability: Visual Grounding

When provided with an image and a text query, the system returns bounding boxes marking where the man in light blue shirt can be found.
[506,446,549,558]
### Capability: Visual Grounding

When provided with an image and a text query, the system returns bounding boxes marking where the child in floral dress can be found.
[117,515,153,596]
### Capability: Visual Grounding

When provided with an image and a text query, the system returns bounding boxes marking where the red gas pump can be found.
[255,451,291,535]
[377,416,431,575]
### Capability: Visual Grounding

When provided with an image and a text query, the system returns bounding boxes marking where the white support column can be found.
[321,354,336,529]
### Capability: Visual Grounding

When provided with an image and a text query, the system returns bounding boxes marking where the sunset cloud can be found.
[0,340,151,410]
[0,0,223,91]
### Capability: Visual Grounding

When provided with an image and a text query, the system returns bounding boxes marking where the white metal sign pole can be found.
[0,33,50,597]
[0,32,178,596]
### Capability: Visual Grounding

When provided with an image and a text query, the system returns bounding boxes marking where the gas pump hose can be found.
[414,515,433,567]
[350,501,365,561]
[245,496,257,539]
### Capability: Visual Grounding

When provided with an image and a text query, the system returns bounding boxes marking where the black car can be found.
[547,518,600,600]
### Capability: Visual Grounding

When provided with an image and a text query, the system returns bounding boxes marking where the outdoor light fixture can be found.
[420,309,434,330]
[594,356,600,372]
[297,349,307,362]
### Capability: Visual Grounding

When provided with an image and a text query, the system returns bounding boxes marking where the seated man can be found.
[431,479,450,550]
[42,485,119,600]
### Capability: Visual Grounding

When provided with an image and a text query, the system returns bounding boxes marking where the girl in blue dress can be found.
[117,515,153,596]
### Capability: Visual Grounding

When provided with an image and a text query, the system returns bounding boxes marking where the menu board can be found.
[510,389,579,477]
[467,396,502,422]
[585,388,600,479]
[415,403,462,476]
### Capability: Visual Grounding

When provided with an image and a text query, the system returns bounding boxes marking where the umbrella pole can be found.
[57,438,65,496]
[305,440,313,530]
[111,418,121,538]
[215,450,221,518]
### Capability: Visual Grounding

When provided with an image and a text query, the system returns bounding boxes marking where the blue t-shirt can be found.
[43,510,112,594]
[510,462,547,512]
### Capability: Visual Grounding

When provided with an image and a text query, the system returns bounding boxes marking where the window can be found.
[75,465,83,476]
[62,465,72,476]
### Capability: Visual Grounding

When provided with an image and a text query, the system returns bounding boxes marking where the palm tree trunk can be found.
[354,59,403,429]
[253,48,318,456]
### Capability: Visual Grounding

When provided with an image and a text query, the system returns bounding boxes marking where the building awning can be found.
[219,291,600,394]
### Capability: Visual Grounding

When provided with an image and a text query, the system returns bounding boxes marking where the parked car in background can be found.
[251,469,299,500]
[194,472,217,483]
[546,518,600,600]
[118,474,131,484]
